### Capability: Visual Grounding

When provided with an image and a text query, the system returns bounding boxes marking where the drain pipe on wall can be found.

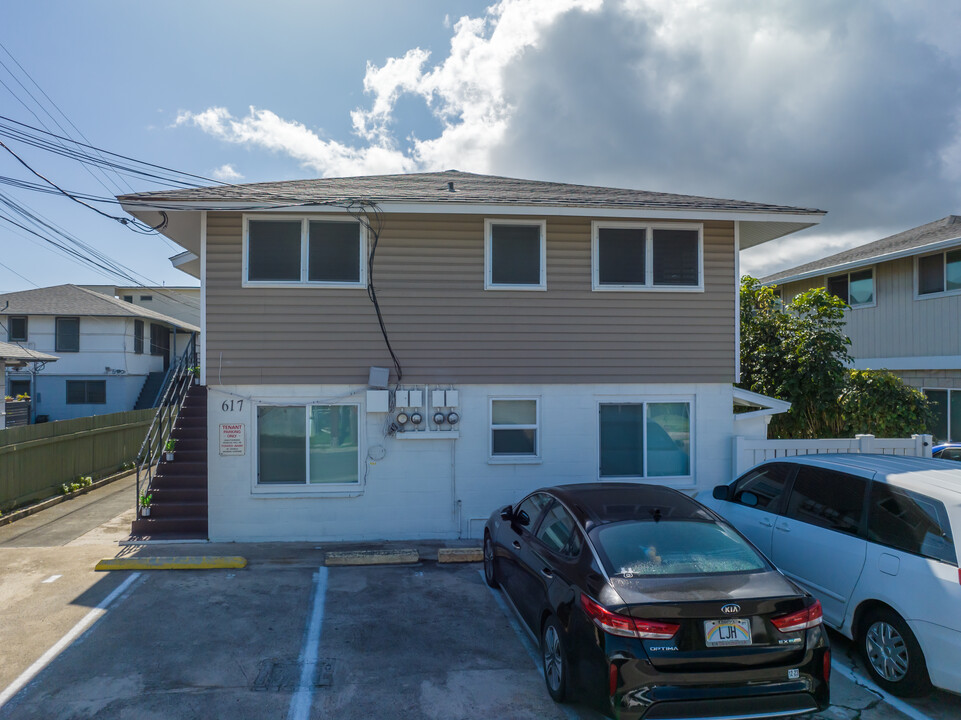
[450,441,461,538]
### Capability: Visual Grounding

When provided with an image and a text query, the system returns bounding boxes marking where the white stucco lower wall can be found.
[206,382,751,542]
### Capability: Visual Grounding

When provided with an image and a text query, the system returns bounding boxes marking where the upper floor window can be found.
[8,316,27,342]
[917,248,961,297]
[55,317,80,352]
[484,220,546,290]
[244,216,366,287]
[134,319,144,354]
[827,268,874,307]
[592,222,703,291]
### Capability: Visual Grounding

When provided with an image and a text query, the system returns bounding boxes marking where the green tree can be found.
[738,276,932,438]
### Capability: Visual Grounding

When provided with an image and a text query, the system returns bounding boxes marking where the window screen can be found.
[308,221,361,282]
[248,220,302,281]
[868,483,956,565]
[599,404,644,477]
[597,227,645,285]
[55,317,79,352]
[918,253,944,295]
[258,406,307,484]
[9,316,27,341]
[134,320,144,354]
[652,229,698,286]
[827,275,848,303]
[786,466,866,535]
[732,463,794,512]
[490,224,542,286]
[66,380,105,404]
[491,399,538,455]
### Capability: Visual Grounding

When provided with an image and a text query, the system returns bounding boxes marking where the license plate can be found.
[704,618,752,647]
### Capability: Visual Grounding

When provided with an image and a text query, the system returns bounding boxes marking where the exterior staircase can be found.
[134,371,167,410]
[131,384,208,540]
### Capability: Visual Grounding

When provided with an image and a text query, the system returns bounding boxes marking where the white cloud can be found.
[211,164,244,182]
[175,0,961,276]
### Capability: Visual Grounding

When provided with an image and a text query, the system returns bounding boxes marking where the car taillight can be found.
[771,600,823,633]
[580,594,680,639]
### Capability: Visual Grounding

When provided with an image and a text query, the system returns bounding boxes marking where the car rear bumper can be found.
[609,651,830,720]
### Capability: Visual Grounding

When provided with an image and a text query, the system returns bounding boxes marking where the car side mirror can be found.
[499,506,513,522]
[712,485,730,501]
[515,510,531,527]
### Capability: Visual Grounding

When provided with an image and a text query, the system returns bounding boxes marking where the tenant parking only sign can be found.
[219,423,246,456]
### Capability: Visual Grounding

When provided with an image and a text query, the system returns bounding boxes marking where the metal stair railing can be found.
[135,334,198,520]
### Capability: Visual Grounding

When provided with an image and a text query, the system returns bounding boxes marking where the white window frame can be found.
[914,249,961,300]
[596,397,695,487]
[488,396,541,463]
[826,267,876,309]
[251,401,364,496]
[591,222,704,292]
[484,219,547,291]
[242,214,368,289]
[922,387,958,443]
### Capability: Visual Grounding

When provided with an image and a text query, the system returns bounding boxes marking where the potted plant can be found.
[164,438,177,462]
[190,365,201,384]
[139,493,153,517]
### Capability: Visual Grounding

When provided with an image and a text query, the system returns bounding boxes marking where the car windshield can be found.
[594,519,768,577]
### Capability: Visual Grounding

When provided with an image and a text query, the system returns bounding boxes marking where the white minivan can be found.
[698,454,961,698]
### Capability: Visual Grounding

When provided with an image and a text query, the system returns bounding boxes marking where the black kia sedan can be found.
[483,483,830,720]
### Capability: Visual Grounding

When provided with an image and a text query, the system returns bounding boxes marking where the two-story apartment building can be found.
[119,170,823,542]
[762,215,961,443]
[81,285,201,327]
[1,284,199,421]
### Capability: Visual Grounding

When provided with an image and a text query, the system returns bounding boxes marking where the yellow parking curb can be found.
[325,549,418,566]
[95,556,247,571]
[438,548,483,563]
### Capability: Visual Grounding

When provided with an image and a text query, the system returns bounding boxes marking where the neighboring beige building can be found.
[82,285,200,327]
[763,215,961,443]
[119,170,822,541]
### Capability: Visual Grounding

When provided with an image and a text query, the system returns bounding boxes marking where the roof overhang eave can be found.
[761,235,961,286]
[733,387,792,419]
[122,199,824,250]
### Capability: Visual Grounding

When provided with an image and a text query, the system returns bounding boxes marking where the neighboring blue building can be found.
[1,284,199,421]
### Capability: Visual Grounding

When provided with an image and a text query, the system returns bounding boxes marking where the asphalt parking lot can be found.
[1,484,960,720]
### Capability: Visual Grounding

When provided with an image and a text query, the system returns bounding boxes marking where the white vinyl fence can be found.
[732,433,934,477]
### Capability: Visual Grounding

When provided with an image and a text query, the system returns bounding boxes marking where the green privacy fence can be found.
[0,409,153,512]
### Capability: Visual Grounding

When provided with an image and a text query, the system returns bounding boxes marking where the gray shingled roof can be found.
[0,341,57,365]
[0,285,200,332]
[118,170,824,216]
[761,215,961,284]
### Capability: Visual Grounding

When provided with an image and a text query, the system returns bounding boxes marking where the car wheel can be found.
[542,616,569,703]
[483,533,498,588]
[860,608,931,697]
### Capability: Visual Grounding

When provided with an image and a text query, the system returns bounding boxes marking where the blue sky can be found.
[3,0,961,292]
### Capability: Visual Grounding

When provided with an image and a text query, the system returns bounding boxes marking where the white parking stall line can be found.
[831,660,937,720]
[0,571,143,709]
[287,566,329,720]
[481,571,581,720]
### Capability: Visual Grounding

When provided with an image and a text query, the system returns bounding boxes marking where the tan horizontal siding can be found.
[205,212,736,384]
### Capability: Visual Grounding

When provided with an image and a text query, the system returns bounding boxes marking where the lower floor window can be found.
[257,404,359,485]
[923,389,960,443]
[490,398,539,458]
[599,401,691,478]
[66,380,106,404]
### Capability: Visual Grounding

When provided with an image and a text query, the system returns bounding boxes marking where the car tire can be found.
[483,532,498,589]
[542,616,569,703]
[860,607,932,697]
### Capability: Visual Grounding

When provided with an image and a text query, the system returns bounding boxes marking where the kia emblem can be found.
[721,603,741,614]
